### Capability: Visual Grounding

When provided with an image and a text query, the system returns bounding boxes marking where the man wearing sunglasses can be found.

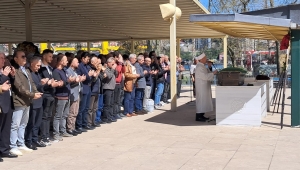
[9,50,43,156]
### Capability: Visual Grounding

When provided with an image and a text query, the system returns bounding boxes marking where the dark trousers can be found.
[114,84,122,115]
[88,95,98,126]
[177,80,182,97]
[192,81,196,97]
[40,94,55,140]
[162,82,170,102]
[76,89,91,129]
[103,89,114,120]
[135,88,144,111]
[95,94,104,123]
[0,110,13,155]
[25,106,43,145]
[124,87,135,114]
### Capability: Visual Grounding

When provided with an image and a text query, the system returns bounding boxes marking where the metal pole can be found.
[8,44,13,55]
[131,40,134,54]
[87,42,90,52]
[170,0,177,111]
[176,39,180,58]
[25,0,32,41]
[223,35,228,68]
[47,42,51,49]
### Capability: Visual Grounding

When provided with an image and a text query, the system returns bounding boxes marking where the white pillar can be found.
[223,36,228,68]
[87,42,90,52]
[8,44,13,55]
[131,40,134,53]
[25,0,32,41]
[170,0,177,111]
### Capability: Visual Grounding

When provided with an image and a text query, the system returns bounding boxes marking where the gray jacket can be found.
[102,68,116,90]
[134,62,146,88]
[66,67,81,101]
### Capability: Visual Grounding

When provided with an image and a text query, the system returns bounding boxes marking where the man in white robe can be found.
[195,53,218,121]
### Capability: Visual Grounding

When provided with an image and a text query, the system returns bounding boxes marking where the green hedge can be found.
[219,67,247,74]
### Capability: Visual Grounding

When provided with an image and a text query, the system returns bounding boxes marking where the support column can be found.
[25,0,32,41]
[102,41,109,55]
[87,42,90,52]
[176,39,180,58]
[8,44,13,55]
[47,42,51,49]
[131,40,134,53]
[170,0,177,111]
[291,29,300,127]
[223,36,228,68]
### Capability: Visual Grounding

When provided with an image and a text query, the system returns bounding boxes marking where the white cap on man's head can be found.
[196,53,206,60]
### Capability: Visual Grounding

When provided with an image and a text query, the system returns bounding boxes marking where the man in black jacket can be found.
[39,49,60,144]
[25,56,50,150]
[0,52,18,162]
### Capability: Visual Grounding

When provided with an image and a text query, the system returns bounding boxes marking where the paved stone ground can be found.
[1,86,299,170]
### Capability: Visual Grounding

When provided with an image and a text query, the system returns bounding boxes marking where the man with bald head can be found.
[194,53,218,122]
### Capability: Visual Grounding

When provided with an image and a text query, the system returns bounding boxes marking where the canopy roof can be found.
[190,13,291,41]
[0,0,225,43]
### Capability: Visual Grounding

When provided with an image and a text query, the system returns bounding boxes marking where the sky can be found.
[200,0,209,8]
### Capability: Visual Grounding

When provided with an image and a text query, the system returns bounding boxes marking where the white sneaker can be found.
[167,99,171,103]
[10,148,23,156]
[18,146,33,153]
[160,101,165,106]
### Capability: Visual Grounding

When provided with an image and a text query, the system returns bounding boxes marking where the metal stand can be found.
[271,53,289,129]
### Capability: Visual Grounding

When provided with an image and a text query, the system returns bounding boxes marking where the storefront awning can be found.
[190,13,291,41]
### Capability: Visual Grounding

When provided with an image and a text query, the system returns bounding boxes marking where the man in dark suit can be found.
[76,52,95,132]
[0,52,18,162]
[25,56,50,150]
[39,49,60,144]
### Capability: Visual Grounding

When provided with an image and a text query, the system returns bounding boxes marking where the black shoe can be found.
[1,153,18,158]
[196,113,208,122]
[92,124,101,127]
[199,113,209,120]
[74,129,82,134]
[83,126,95,130]
[99,120,107,124]
[33,141,46,147]
[0,157,3,162]
[77,128,87,133]
[104,119,112,124]
[26,143,38,150]
[67,130,78,136]
[109,118,117,122]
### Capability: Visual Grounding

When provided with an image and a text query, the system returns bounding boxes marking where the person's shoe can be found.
[167,99,171,103]
[0,157,3,162]
[126,114,132,117]
[109,118,117,122]
[160,101,165,106]
[154,105,161,109]
[2,152,18,158]
[53,135,63,141]
[73,129,82,134]
[200,113,209,120]
[25,143,38,150]
[131,113,138,116]
[104,119,112,124]
[42,138,52,146]
[135,111,144,115]
[99,120,107,124]
[119,113,125,117]
[18,146,33,153]
[83,125,95,130]
[62,132,73,137]
[92,124,101,127]
[34,141,46,147]
[114,114,122,119]
[77,128,87,133]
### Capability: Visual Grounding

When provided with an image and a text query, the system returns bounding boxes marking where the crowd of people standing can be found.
[0,49,184,162]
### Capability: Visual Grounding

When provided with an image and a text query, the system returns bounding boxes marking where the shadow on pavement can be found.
[145,98,216,126]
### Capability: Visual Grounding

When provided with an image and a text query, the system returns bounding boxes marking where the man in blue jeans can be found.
[10,50,42,156]
[76,52,95,132]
